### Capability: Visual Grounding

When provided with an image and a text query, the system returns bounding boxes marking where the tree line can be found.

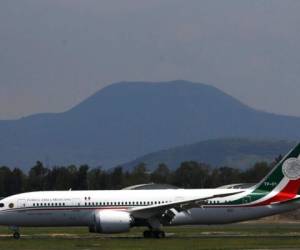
[0,157,282,198]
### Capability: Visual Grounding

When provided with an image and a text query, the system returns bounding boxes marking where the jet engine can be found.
[90,210,133,234]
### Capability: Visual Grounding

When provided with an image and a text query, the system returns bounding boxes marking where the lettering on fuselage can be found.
[263,182,277,187]
[26,198,72,202]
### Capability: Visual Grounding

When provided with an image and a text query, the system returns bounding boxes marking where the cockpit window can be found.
[0,203,4,208]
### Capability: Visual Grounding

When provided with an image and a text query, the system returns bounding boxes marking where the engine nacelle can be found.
[90,210,133,234]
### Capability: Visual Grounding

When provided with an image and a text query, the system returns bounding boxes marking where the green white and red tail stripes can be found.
[228,143,300,206]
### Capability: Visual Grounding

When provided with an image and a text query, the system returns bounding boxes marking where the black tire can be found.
[143,230,151,238]
[13,232,20,239]
[159,231,166,238]
[153,231,165,239]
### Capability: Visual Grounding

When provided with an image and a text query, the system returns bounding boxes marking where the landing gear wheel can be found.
[143,230,165,238]
[143,230,152,238]
[154,231,165,238]
[13,232,20,239]
[159,231,165,238]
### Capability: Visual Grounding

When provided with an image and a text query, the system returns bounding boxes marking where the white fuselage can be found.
[0,189,299,228]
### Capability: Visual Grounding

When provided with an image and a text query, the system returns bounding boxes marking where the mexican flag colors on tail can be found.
[228,143,300,206]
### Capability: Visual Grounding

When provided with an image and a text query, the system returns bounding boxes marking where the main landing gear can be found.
[143,230,166,238]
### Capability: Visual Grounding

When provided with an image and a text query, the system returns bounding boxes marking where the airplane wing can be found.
[129,190,243,220]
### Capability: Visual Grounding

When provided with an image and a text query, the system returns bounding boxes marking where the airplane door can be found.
[72,198,81,207]
[17,199,27,208]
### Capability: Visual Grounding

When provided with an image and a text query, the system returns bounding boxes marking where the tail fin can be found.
[256,143,300,191]
[252,143,300,204]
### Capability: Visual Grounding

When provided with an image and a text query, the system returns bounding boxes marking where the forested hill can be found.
[1,80,300,169]
[0,160,275,197]
[122,138,295,171]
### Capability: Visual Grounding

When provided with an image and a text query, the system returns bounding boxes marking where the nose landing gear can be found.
[10,226,21,239]
[13,231,20,239]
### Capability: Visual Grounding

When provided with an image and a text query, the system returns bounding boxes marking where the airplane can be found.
[1,143,300,239]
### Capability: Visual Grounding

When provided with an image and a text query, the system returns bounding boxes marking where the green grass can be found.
[1,223,300,250]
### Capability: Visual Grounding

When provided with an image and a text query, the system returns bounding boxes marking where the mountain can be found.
[122,138,295,171]
[1,80,300,170]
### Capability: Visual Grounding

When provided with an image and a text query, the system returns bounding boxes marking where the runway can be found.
[1,224,300,250]
[1,230,300,239]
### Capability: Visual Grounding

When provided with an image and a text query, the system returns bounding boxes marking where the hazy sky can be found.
[1,0,300,119]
